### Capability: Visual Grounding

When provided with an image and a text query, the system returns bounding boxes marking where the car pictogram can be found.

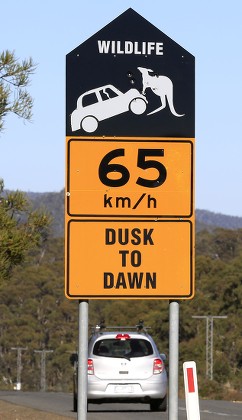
[71,84,147,133]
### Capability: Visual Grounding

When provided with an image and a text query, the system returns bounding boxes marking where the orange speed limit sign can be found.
[66,137,194,218]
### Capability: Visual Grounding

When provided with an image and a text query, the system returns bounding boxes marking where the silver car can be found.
[85,322,167,411]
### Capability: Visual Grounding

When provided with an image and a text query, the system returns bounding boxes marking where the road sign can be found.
[66,219,194,299]
[65,8,195,300]
[66,137,194,218]
[66,8,194,137]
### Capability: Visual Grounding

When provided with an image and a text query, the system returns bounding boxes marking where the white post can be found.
[183,361,200,420]
[11,347,27,391]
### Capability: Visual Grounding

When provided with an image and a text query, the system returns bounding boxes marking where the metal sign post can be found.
[78,301,88,419]
[65,8,195,420]
[169,301,179,419]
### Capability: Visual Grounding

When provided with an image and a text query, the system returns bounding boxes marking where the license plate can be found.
[114,385,134,393]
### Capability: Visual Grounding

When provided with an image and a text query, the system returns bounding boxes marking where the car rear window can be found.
[93,338,153,358]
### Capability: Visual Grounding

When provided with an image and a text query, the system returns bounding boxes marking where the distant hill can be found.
[196,209,242,231]
[22,190,242,237]
[26,190,65,237]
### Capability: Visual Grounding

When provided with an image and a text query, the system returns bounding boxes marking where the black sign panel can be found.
[66,8,195,137]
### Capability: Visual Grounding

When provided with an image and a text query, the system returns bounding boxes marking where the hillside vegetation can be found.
[0,190,241,400]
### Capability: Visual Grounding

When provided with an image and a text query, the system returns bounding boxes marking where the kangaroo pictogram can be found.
[138,67,185,117]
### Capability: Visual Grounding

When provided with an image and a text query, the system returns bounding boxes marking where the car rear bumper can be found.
[87,376,167,401]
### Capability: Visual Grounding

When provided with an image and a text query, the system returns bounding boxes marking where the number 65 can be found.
[98,148,167,188]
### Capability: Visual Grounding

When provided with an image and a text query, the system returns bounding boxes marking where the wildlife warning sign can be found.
[65,8,195,299]
[66,8,195,137]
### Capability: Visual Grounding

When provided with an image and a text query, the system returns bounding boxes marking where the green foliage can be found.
[0,236,78,391]
[0,50,36,132]
[0,180,51,280]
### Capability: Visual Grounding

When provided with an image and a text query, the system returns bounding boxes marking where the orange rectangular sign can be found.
[66,137,194,218]
[65,219,194,299]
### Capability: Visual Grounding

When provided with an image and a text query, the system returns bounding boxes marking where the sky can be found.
[0,0,242,217]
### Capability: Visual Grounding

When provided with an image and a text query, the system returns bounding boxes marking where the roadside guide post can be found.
[65,8,195,420]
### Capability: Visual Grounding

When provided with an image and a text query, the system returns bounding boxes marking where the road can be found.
[0,391,241,419]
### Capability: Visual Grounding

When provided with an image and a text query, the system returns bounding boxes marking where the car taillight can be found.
[115,333,130,340]
[153,358,164,374]
[88,359,94,375]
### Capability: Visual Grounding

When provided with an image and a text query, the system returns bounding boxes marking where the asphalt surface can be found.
[0,391,241,419]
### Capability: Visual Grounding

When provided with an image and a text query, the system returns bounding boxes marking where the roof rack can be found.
[91,319,151,334]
